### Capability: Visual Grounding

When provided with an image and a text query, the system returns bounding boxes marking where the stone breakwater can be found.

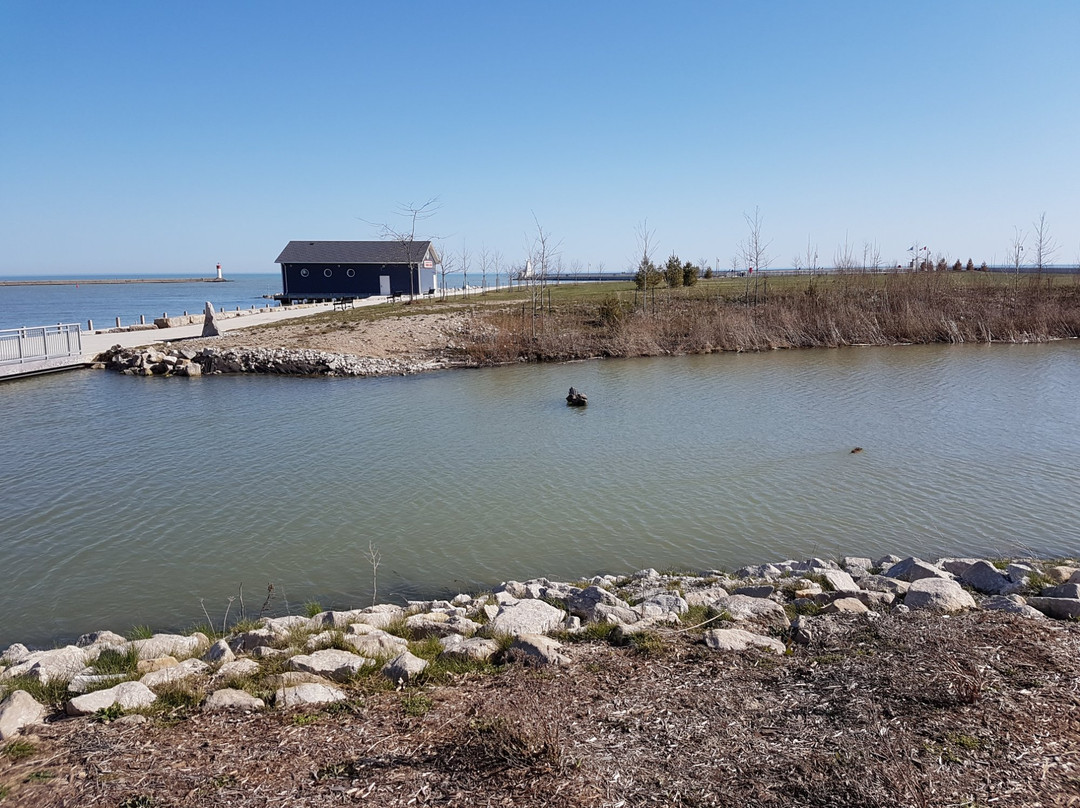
[1,552,1079,739]
[96,345,447,378]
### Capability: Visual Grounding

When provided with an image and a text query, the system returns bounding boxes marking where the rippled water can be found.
[2,342,1078,648]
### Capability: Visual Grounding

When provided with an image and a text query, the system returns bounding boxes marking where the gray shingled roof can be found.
[275,240,437,265]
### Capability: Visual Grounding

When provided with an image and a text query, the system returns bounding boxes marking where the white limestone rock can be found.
[204,688,265,712]
[711,595,790,630]
[230,629,274,653]
[0,644,30,666]
[823,597,870,615]
[684,587,730,607]
[130,633,208,661]
[565,586,631,621]
[406,613,481,639]
[733,585,775,599]
[262,615,315,639]
[841,557,874,576]
[1,646,88,685]
[860,575,910,596]
[140,658,209,689]
[0,690,47,740]
[75,630,127,648]
[938,558,984,577]
[1040,583,1080,599]
[286,650,372,682]
[438,637,500,663]
[275,683,346,707]
[381,651,429,684]
[202,640,235,664]
[508,635,571,666]
[904,578,976,613]
[637,593,689,618]
[215,658,261,680]
[65,681,157,716]
[884,558,952,583]
[481,599,566,638]
[822,570,860,594]
[68,672,128,693]
[343,631,408,658]
[704,628,786,655]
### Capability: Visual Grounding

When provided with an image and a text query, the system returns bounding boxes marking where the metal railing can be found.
[0,323,83,365]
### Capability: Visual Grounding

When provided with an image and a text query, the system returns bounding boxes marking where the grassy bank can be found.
[452,271,1080,364]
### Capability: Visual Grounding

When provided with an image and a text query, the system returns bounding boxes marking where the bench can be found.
[390,291,405,302]
[333,298,355,311]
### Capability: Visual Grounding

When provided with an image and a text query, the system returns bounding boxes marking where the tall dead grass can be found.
[458,272,1080,364]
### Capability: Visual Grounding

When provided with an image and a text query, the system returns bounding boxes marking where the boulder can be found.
[1027,597,1080,621]
[343,630,408,658]
[76,630,127,648]
[508,635,571,666]
[438,637,500,663]
[130,633,208,661]
[859,575,909,596]
[960,561,1021,595]
[68,672,128,693]
[204,688,265,712]
[822,597,869,615]
[1039,583,1080,599]
[884,558,952,583]
[351,605,407,629]
[262,615,315,639]
[381,651,429,685]
[703,629,785,655]
[310,609,368,629]
[215,659,261,680]
[202,640,235,664]
[566,586,631,621]
[1042,566,1077,584]
[981,595,1046,619]
[1005,563,1034,583]
[229,628,274,653]
[275,683,346,707]
[822,570,860,594]
[201,301,221,337]
[482,599,566,638]
[636,593,689,618]
[0,690,47,740]
[0,644,30,665]
[842,557,874,577]
[65,681,157,716]
[904,578,976,613]
[286,650,372,682]
[712,595,789,630]
[1,646,88,685]
[140,658,209,689]
[938,558,984,577]
[405,613,481,639]
[733,585,775,599]
[136,656,178,674]
[684,587,730,607]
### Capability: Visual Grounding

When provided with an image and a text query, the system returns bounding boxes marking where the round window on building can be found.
[299,268,309,277]
[346,268,355,278]
[324,268,333,278]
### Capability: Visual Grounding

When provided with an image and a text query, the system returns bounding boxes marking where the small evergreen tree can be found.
[664,254,684,288]
[634,258,663,291]
[682,261,700,286]
[952,260,963,271]
[965,258,975,271]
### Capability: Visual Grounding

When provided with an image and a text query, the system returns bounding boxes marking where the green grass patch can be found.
[400,692,433,717]
[126,625,154,641]
[2,740,36,761]
[291,712,320,726]
[0,675,70,709]
[92,646,140,675]
[303,601,325,618]
[92,703,125,723]
[627,630,666,658]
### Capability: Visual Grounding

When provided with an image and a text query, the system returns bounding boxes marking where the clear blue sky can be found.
[2,1,1078,276]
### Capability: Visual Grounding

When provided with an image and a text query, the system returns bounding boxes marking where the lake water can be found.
[2,342,1078,648]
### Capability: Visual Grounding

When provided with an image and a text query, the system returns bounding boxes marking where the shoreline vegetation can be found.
[98,271,1080,379]
[1,553,1078,806]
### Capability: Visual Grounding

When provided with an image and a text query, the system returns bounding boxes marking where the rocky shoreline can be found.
[95,345,451,378]
[3,552,1078,732]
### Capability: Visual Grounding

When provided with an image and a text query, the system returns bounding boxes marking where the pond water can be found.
[2,342,1078,648]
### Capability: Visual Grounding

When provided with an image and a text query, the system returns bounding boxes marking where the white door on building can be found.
[379,275,391,296]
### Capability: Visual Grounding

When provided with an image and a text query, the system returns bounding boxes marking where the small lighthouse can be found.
[215,263,223,280]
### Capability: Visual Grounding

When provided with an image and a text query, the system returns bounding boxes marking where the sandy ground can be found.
[179,311,470,361]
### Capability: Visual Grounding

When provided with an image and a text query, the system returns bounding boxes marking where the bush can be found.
[597,295,629,327]
[634,259,663,291]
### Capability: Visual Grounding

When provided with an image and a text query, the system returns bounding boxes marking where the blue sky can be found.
[2,1,1078,276]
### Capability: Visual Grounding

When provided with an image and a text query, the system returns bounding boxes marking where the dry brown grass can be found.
[4,611,1079,807]
[456,272,1080,365]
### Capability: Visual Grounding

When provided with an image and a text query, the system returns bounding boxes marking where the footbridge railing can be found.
[0,324,83,365]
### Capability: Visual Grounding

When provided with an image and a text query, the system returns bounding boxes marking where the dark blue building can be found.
[274,240,440,303]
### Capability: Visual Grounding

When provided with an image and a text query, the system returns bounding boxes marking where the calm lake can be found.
[2,342,1078,648]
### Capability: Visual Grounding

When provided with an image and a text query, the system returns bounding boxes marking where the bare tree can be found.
[438,244,456,301]
[1031,212,1058,272]
[492,249,503,291]
[478,245,489,294]
[460,242,470,298]
[803,236,819,275]
[364,197,441,301]
[738,206,772,274]
[862,241,881,272]
[633,219,659,312]
[1008,226,1026,280]
[528,215,562,328]
[834,235,857,271]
